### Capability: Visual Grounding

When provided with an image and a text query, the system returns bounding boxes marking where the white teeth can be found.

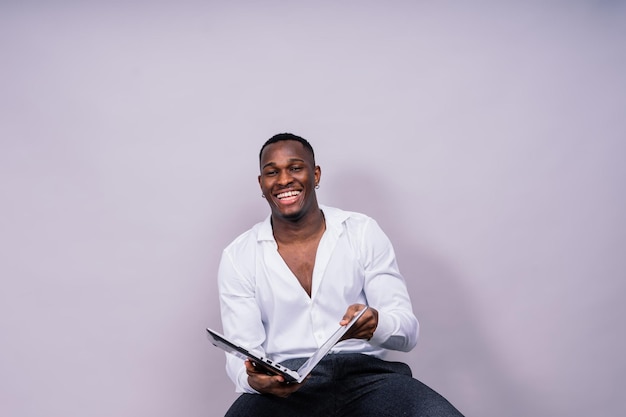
[277,190,301,199]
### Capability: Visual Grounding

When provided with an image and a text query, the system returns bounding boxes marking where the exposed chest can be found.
[277,239,321,297]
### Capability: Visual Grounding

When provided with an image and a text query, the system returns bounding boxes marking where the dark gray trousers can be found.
[224,353,464,417]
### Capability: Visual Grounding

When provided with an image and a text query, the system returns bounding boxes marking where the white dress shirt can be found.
[217,205,419,393]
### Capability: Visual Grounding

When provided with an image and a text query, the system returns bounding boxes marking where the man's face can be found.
[258,140,320,221]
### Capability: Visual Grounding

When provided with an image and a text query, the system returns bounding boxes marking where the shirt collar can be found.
[257,204,349,242]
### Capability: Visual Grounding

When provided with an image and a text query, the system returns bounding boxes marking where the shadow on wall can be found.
[324,169,545,417]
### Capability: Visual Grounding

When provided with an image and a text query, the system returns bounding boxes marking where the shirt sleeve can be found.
[359,218,419,351]
[217,248,264,394]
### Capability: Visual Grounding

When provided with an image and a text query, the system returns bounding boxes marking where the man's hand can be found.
[340,304,378,341]
[245,360,305,397]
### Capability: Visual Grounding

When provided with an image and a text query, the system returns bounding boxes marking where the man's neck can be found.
[272,208,325,244]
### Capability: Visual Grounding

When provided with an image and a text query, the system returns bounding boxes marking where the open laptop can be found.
[206,306,368,384]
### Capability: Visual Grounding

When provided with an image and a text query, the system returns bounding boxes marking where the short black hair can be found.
[259,133,315,165]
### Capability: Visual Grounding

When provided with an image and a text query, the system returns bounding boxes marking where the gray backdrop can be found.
[1,1,624,416]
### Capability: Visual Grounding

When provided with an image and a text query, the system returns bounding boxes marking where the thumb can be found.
[339,304,362,325]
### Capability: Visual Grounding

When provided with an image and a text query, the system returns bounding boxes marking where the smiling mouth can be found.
[276,190,301,200]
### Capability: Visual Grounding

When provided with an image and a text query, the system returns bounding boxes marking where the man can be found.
[217,133,463,416]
